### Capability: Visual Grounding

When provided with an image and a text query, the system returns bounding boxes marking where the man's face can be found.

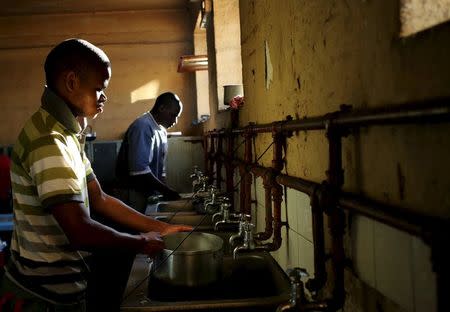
[69,65,111,119]
[160,103,182,129]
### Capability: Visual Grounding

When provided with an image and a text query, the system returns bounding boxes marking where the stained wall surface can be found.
[206,1,450,311]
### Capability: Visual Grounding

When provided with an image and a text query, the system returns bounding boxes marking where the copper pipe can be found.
[267,183,283,250]
[203,135,209,178]
[324,128,346,310]
[260,132,285,250]
[238,162,246,214]
[275,174,328,292]
[338,192,434,240]
[216,136,223,188]
[250,165,274,241]
[208,134,215,182]
[208,99,450,135]
[243,130,254,215]
[225,134,235,204]
[276,174,317,195]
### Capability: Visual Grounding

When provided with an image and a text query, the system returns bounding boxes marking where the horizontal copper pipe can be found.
[276,173,436,242]
[208,99,450,135]
[338,191,435,241]
[276,174,318,196]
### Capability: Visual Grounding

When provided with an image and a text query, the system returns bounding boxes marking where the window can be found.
[400,0,450,37]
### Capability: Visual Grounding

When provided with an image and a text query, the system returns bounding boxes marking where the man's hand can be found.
[139,232,165,257]
[161,224,193,236]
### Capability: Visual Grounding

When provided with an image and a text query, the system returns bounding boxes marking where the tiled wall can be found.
[252,178,437,312]
[352,215,437,312]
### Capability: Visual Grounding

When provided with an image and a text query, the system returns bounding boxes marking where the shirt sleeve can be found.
[83,150,96,182]
[28,134,86,209]
[127,119,155,175]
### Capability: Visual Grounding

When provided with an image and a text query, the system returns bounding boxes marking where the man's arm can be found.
[51,177,191,254]
[130,171,180,200]
[50,201,163,255]
[87,177,179,233]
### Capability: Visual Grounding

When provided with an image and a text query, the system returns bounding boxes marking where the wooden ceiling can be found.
[0,0,201,15]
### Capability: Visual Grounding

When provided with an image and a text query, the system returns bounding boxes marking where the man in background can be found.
[116,92,183,213]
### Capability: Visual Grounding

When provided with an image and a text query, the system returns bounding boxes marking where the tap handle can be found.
[242,214,251,221]
[218,196,230,206]
[242,221,255,232]
[286,267,309,282]
[221,201,231,211]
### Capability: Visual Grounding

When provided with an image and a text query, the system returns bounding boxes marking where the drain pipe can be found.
[250,165,274,241]
[216,135,223,188]
[321,123,347,310]
[257,129,286,250]
[203,134,210,178]
[208,134,216,183]
[276,174,327,294]
[242,127,254,215]
[225,133,235,205]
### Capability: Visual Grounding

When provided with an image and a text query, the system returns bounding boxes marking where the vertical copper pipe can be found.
[266,131,285,250]
[243,131,254,215]
[208,134,215,183]
[238,162,246,214]
[225,134,235,205]
[275,174,327,293]
[203,135,209,178]
[216,136,223,188]
[255,171,274,241]
[306,189,327,293]
[325,128,346,310]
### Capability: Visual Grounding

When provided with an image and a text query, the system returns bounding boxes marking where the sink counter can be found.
[121,251,291,312]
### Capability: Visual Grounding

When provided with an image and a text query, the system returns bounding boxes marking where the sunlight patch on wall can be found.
[400,0,450,37]
[131,80,160,103]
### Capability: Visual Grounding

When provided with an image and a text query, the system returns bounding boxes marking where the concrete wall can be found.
[206,0,450,311]
[0,9,201,144]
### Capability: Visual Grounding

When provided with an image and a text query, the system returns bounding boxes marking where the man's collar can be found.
[41,87,82,134]
[147,111,163,130]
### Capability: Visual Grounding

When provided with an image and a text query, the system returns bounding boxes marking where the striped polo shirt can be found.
[7,87,95,303]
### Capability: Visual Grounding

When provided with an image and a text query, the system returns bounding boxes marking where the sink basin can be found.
[122,251,291,311]
[149,211,240,234]
[148,253,289,301]
[157,199,194,212]
[151,212,214,228]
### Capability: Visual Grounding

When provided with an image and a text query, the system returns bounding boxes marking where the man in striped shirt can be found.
[0,39,191,311]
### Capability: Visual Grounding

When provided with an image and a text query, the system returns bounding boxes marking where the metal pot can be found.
[151,232,224,287]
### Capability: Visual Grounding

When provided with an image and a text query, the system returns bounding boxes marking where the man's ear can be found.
[64,71,79,93]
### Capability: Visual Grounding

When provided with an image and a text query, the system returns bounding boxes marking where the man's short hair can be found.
[152,92,182,112]
[44,38,110,90]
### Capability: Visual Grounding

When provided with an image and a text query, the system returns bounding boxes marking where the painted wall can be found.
[0,9,201,144]
[206,0,450,311]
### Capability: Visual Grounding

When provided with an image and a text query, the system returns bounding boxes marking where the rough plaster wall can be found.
[0,10,200,144]
[206,0,450,311]
[237,0,450,213]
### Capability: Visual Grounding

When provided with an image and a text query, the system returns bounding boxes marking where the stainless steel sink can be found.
[156,199,194,212]
[121,251,291,311]
[150,212,214,228]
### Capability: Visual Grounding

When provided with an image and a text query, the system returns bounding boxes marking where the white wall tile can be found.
[271,226,289,270]
[286,188,300,234]
[287,228,300,269]
[352,215,376,289]
[297,192,313,242]
[374,222,414,312]
[298,236,315,277]
[411,236,437,312]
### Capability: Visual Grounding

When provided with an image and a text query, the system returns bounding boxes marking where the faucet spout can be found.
[229,232,243,247]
